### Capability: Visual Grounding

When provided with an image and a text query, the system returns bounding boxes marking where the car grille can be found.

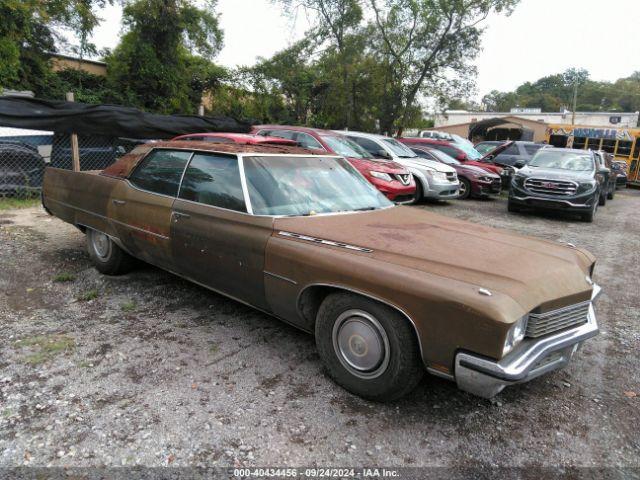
[446,172,457,182]
[526,301,590,338]
[524,178,578,196]
[395,173,412,186]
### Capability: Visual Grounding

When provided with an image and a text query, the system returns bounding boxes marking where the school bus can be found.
[545,124,640,185]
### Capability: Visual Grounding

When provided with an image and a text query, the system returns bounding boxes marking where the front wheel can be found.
[86,228,136,275]
[458,178,471,200]
[607,184,615,200]
[507,199,521,213]
[315,292,424,402]
[581,200,597,223]
[598,190,606,206]
[410,180,424,204]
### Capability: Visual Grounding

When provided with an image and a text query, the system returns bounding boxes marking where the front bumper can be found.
[454,284,601,398]
[509,184,597,211]
[423,180,460,199]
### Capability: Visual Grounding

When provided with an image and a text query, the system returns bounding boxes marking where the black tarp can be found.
[0,97,251,139]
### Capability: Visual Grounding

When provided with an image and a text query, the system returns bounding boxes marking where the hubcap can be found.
[332,309,390,379]
[91,231,111,259]
[459,181,467,196]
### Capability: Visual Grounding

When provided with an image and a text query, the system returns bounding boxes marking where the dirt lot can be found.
[1,191,639,470]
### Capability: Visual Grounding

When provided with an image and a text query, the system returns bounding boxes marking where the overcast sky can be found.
[86,0,640,101]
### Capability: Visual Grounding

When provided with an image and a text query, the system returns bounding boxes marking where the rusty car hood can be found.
[273,206,595,314]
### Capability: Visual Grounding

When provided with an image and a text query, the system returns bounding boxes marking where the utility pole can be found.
[571,81,578,125]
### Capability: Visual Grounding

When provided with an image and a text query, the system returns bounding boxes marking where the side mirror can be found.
[456,153,466,161]
[377,149,391,159]
[485,154,495,161]
[514,159,526,168]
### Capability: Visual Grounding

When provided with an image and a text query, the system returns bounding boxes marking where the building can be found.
[50,53,107,77]
[432,109,640,143]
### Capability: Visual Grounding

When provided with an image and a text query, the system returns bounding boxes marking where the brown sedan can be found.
[42,141,601,401]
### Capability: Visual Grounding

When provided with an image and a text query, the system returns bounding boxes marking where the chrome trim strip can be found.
[511,195,592,208]
[46,198,170,240]
[263,271,298,285]
[278,231,373,253]
[295,283,426,366]
[236,154,254,215]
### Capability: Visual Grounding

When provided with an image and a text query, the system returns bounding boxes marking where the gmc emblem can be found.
[543,182,556,188]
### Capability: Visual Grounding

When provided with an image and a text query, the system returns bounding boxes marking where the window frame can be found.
[127,148,389,218]
[177,151,248,213]
[127,148,195,198]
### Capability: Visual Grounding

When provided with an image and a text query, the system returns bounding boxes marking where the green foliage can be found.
[106,0,224,114]
[482,69,640,114]
[0,0,110,92]
[53,272,76,283]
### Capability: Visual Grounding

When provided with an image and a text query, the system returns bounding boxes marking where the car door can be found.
[110,148,192,268]
[170,152,273,310]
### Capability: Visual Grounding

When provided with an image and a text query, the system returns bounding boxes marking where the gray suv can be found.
[508,148,609,222]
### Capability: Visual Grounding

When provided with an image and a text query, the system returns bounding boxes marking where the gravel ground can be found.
[0,190,639,470]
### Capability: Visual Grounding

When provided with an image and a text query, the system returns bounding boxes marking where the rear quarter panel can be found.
[42,167,122,237]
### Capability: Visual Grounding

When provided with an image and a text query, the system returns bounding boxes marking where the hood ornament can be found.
[478,288,492,296]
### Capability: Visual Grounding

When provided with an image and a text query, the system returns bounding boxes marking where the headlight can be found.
[478,176,492,182]
[579,180,597,190]
[426,171,448,182]
[369,171,393,182]
[503,316,527,356]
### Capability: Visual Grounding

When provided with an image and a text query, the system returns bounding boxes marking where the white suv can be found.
[337,131,460,201]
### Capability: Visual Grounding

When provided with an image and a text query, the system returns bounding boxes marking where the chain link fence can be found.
[0,131,142,199]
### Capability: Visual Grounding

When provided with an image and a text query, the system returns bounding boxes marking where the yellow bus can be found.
[545,124,640,185]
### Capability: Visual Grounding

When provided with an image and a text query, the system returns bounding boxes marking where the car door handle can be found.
[112,199,126,206]
[173,212,190,219]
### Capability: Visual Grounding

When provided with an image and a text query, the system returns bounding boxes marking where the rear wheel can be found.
[86,229,135,275]
[458,178,471,199]
[607,183,615,200]
[315,292,423,402]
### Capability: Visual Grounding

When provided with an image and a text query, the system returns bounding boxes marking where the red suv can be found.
[399,138,503,176]
[171,132,297,145]
[251,125,416,203]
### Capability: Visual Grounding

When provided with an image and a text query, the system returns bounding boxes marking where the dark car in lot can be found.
[408,145,501,199]
[480,141,547,169]
[508,148,609,222]
[0,141,45,195]
[611,161,628,188]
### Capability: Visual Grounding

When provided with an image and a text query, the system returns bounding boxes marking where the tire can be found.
[86,228,135,275]
[458,178,471,200]
[607,184,615,200]
[411,180,423,204]
[581,199,597,223]
[598,190,606,206]
[315,292,424,402]
[507,199,521,213]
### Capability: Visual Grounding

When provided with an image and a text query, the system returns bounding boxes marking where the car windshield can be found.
[321,135,371,159]
[382,139,417,158]
[425,149,460,165]
[528,150,594,171]
[242,155,392,216]
[454,141,483,160]
[475,143,501,155]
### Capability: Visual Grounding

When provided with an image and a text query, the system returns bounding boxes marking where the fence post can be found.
[66,92,81,172]
[198,104,205,117]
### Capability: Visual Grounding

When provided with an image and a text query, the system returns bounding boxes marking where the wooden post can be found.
[198,104,205,116]
[66,92,81,172]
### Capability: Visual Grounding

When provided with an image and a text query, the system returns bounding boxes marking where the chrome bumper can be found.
[455,284,601,398]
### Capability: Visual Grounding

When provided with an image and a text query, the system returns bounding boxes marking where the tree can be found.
[368,0,519,134]
[106,0,223,113]
[0,0,110,93]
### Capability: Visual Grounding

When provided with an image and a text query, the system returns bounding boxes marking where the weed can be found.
[53,272,76,283]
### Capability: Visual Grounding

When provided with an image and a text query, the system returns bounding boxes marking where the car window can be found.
[178,136,202,141]
[204,136,234,144]
[498,143,519,156]
[432,144,462,159]
[266,130,296,141]
[178,153,246,212]
[295,133,325,151]
[524,144,544,156]
[129,149,192,196]
[349,136,382,156]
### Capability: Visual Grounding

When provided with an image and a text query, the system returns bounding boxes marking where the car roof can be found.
[171,132,296,144]
[400,137,452,146]
[253,125,341,137]
[101,140,320,178]
[336,130,394,141]
[543,147,593,154]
